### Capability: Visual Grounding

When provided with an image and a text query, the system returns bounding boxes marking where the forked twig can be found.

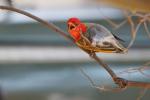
[98,8,129,30]
[80,67,126,92]
[117,61,150,78]
[1,6,150,90]
[126,12,150,49]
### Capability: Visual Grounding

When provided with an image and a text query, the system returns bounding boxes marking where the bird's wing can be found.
[86,23,124,41]
[87,23,125,52]
[87,23,110,39]
[111,32,125,42]
[87,23,114,43]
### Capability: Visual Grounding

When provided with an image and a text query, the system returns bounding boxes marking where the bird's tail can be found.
[113,40,128,53]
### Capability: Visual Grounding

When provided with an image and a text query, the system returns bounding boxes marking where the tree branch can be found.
[0,5,150,90]
[128,81,150,88]
[0,6,72,41]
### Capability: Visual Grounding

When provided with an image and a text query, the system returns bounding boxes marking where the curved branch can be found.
[92,54,117,78]
[128,81,150,88]
[0,6,72,41]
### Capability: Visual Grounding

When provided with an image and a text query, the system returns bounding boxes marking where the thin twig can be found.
[126,13,136,49]
[127,81,150,88]
[144,22,150,38]
[80,68,126,92]
[126,12,150,49]
[79,47,117,80]
[80,67,97,87]
[117,60,150,78]
[98,8,128,30]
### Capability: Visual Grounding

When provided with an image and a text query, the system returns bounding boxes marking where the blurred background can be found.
[0,0,150,100]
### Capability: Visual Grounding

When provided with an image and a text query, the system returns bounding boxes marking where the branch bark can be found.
[0,5,150,90]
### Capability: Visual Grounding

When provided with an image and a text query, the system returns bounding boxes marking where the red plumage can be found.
[67,17,81,25]
[67,17,127,53]
[67,18,87,42]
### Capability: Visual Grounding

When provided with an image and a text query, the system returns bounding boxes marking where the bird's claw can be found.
[89,52,96,58]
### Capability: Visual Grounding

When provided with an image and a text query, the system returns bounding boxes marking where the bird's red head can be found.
[67,17,87,42]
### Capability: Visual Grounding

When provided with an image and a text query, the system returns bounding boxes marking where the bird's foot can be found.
[89,52,96,58]
[123,48,128,53]
[81,49,96,58]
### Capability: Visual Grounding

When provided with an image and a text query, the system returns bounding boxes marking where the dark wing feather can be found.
[87,23,114,42]
[85,23,126,53]
[111,32,125,42]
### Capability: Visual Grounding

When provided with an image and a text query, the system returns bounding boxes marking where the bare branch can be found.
[80,68,97,87]
[98,8,128,30]
[80,68,126,92]
[117,62,150,78]
[126,12,150,49]
[144,22,150,38]
[127,81,150,88]
[126,13,136,49]
[92,55,117,78]
[0,6,72,41]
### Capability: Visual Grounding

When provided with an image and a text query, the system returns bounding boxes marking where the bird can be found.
[67,17,127,55]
